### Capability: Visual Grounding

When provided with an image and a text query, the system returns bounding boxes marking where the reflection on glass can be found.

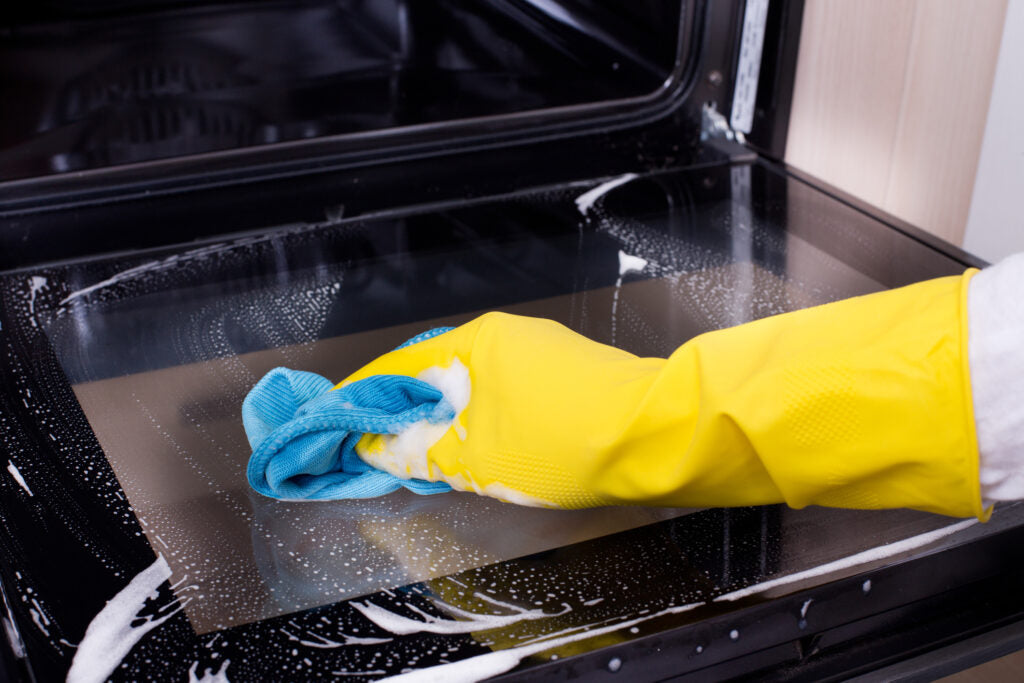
[0,0,683,180]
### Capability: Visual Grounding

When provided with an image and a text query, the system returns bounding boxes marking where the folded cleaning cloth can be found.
[243,328,456,500]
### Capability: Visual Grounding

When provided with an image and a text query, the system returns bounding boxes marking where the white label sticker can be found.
[730,0,770,134]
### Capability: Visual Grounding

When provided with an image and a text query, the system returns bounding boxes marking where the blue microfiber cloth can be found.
[244,328,456,500]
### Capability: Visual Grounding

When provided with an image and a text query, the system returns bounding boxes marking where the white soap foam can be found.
[6,461,32,496]
[351,595,567,636]
[188,659,231,683]
[60,261,162,306]
[359,358,471,481]
[380,602,701,682]
[478,481,556,509]
[29,605,49,636]
[66,555,183,683]
[575,174,638,216]
[714,519,977,602]
[27,276,47,320]
[357,358,557,507]
[58,236,266,306]
[2,616,25,659]
[279,625,392,648]
[617,251,648,276]
[610,249,648,345]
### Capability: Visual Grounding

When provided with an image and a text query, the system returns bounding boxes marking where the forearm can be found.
[594,271,985,519]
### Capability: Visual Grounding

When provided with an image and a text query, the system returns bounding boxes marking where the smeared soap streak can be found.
[66,555,183,683]
[280,622,392,648]
[714,519,977,602]
[380,602,701,682]
[27,276,47,325]
[58,236,266,306]
[611,250,648,345]
[575,174,638,216]
[188,659,230,682]
[6,460,32,496]
[351,594,569,636]
[2,591,25,659]
[29,600,50,636]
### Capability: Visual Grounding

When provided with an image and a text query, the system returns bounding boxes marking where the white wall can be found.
[963,0,1024,264]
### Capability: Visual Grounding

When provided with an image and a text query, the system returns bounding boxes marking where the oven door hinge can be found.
[701,102,756,162]
[701,101,741,142]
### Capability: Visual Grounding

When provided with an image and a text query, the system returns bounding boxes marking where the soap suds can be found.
[355,359,555,507]
[60,261,163,306]
[188,659,231,683]
[352,596,568,636]
[29,603,49,636]
[58,236,266,306]
[6,461,32,496]
[418,360,471,441]
[380,602,701,682]
[714,519,977,602]
[2,616,24,659]
[27,276,47,320]
[358,359,471,482]
[279,625,392,648]
[478,481,556,509]
[617,251,648,276]
[575,174,638,215]
[611,250,648,345]
[66,555,183,683]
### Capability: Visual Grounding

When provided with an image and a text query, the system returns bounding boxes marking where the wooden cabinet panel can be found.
[786,0,1007,246]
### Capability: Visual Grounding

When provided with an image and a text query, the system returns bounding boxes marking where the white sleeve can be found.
[968,252,1024,502]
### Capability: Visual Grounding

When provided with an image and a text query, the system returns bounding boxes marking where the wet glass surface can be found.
[0,0,681,181]
[0,161,1010,680]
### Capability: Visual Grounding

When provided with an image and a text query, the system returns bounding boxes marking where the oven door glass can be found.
[0,160,1012,681]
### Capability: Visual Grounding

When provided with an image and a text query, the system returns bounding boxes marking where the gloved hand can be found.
[344,271,988,519]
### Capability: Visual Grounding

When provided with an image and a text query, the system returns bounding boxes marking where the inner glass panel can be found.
[0,0,683,181]
[35,162,970,639]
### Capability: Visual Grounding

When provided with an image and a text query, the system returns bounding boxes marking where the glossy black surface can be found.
[0,160,1006,681]
[0,0,680,182]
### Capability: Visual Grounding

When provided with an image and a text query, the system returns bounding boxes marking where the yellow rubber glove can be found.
[342,270,988,519]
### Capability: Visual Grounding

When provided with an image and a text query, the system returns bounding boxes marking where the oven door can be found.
[2,152,1022,682]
